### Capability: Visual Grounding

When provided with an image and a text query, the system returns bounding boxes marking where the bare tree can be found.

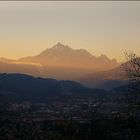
[123,51,140,82]
[122,52,140,119]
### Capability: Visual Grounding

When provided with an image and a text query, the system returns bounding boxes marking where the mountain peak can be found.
[52,42,72,51]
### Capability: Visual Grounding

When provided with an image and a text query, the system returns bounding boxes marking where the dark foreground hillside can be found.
[0,118,140,140]
[0,73,140,140]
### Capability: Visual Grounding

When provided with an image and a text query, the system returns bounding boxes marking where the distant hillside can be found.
[112,82,140,94]
[110,82,140,102]
[0,73,105,103]
[78,66,128,90]
[97,80,129,91]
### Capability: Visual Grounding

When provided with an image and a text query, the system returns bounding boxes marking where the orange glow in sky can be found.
[0,1,140,62]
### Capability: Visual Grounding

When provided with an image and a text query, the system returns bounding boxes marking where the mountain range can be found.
[0,73,105,103]
[19,42,118,70]
[0,43,128,89]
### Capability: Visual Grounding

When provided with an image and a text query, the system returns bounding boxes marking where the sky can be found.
[0,1,140,62]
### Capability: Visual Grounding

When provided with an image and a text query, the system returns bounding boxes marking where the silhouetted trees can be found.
[123,52,140,119]
[123,52,140,82]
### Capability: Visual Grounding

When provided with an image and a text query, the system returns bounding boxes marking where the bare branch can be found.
[123,52,140,82]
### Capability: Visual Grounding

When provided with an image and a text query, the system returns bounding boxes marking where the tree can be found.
[123,52,140,103]
[122,52,140,115]
[123,52,140,82]
[122,52,140,138]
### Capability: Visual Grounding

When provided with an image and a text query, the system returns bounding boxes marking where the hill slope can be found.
[78,66,128,90]
[0,73,105,103]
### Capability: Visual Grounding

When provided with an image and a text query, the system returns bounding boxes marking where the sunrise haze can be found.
[0,1,140,62]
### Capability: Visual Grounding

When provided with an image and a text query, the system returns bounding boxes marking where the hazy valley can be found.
[0,43,127,90]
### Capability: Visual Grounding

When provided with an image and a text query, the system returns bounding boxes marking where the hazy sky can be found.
[0,1,140,62]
